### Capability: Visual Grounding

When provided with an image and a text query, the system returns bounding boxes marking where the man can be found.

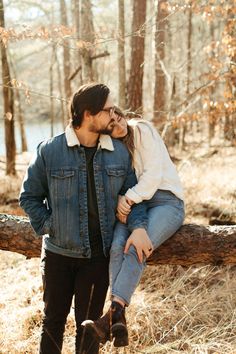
[19,83,148,354]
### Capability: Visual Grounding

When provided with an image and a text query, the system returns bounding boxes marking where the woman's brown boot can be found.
[111,301,129,347]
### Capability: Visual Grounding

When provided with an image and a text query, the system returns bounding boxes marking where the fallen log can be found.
[0,213,236,265]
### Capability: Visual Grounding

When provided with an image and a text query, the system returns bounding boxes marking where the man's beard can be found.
[90,120,115,135]
[98,126,114,135]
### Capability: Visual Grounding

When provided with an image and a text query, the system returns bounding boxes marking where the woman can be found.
[82,108,185,347]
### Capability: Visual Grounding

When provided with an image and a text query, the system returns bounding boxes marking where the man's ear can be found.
[83,110,92,122]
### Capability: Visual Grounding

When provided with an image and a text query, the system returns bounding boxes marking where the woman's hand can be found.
[117,195,134,216]
[116,212,127,224]
[124,228,153,263]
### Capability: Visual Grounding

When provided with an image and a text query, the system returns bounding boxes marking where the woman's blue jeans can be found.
[110,190,185,306]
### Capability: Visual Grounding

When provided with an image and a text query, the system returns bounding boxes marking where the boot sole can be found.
[82,321,109,344]
[111,322,129,347]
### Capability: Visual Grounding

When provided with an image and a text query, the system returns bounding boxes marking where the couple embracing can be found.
[20,83,184,354]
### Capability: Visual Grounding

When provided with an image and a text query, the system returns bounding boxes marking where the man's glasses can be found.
[101,106,115,118]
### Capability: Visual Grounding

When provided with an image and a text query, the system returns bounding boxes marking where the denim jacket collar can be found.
[65,125,114,151]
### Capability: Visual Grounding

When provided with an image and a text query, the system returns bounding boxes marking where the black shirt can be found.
[81,145,104,258]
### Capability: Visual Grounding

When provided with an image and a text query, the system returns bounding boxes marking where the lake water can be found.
[0,120,64,155]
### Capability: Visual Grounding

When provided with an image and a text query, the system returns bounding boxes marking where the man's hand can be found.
[117,195,134,216]
[124,228,153,263]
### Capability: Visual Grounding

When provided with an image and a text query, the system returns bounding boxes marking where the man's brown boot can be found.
[81,310,111,344]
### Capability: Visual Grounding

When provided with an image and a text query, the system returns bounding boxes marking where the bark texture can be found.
[127,0,146,112]
[0,214,41,258]
[147,224,236,266]
[0,0,16,175]
[118,0,126,108]
[1,214,236,265]
[60,0,72,101]
[80,0,96,82]
[153,0,168,126]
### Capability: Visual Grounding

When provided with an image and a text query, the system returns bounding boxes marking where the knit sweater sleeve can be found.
[125,121,164,204]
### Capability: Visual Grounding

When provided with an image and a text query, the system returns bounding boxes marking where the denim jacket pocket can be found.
[51,169,75,179]
[105,166,126,199]
[50,169,75,199]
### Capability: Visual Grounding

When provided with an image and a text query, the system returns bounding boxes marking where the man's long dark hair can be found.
[70,83,110,128]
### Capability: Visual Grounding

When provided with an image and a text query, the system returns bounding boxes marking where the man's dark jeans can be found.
[39,250,109,354]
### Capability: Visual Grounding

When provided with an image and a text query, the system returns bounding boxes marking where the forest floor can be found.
[0,143,236,354]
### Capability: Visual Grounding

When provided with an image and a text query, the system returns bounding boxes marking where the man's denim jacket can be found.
[19,126,148,258]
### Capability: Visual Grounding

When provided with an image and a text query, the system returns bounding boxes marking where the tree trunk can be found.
[179,2,193,151]
[60,0,72,100]
[55,49,66,128]
[9,58,28,152]
[49,45,56,137]
[80,0,96,83]
[224,112,236,142]
[223,2,236,145]
[72,0,82,85]
[118,0,126,109]
[153,0,168,128]
[127,0,147,113]
[0,0,16,175]
[162,76,178,146]
[72,0,80,41]
[15,88,28,152]
[1,214,236,265]
[208,21,216,146]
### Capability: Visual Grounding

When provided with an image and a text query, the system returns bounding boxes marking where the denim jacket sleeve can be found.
[19,142,53,236]
[119,156,148,232]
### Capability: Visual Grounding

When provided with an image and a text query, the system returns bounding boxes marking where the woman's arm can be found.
[125,121,164,204]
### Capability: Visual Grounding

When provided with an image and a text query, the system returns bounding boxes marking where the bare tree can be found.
[223,1,236,144]
[153,0,168,129]
[0,0,16,175]
[60,0,72,100]
[79,0,96,82]
[118,0,126,108]
[15,88,27,152]
[49,45,56,137]
[55,50,66,128]
[208,21,216,146]
[71,0,82,85]
[127,0,147,113]
[9,57,28,152]
[179,1,193,151]
[70,0,109,85]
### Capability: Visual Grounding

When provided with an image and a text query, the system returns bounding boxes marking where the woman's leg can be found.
[147,200,185,250]
[112,195,185,305]
[109,221,130,299]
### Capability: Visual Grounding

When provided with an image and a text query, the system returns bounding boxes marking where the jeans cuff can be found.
[111,292,130,307]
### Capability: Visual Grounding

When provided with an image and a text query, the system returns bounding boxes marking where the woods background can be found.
[0,0,235,175]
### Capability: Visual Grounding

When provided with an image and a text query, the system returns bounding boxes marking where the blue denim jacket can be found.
[19,128,147,258]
